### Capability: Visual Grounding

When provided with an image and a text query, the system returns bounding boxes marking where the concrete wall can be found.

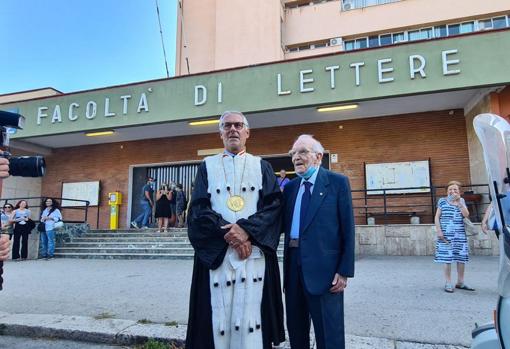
[176,0,510,74]
[177,0,284,75]
[1,176,43,219]
[356,224,499,256]
[284,0,510,45]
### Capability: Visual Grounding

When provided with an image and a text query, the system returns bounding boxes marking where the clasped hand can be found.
[221,223,251,260]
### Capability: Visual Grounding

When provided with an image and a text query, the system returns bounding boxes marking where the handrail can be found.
[352,184,490,224]
[0,196,90,224]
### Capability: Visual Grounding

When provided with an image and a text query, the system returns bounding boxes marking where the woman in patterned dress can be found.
[434,181,475,293]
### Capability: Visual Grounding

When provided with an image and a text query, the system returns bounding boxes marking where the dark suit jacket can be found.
[283,167,355,295]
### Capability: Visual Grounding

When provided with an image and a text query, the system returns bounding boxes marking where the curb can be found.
[0,312,468,348]
[0,312,185,346]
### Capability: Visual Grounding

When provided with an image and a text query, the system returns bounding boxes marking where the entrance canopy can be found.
[3,29,510,149]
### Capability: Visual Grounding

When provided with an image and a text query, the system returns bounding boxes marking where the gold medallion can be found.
[227,195,245,212]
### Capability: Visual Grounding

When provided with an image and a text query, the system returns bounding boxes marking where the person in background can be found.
[277,169,290,192]
[155,183,172,232]
[40,198,63,260]
[0,156,11,261]
[1,203,14,239]
[131,176,155,229]
[12,200,32,261]
[434,180,473,293]
[175,184,187,228]
[169,182,177,228]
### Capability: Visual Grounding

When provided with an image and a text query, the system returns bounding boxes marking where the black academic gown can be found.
[185,159,285,349]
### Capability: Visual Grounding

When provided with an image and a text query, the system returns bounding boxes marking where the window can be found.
[447,23,460,36]
[340,15,509,52]
[460,21,475,34]
[392,32,406,43]
[288,47,298,52]
[408,30,421,41]
[368,35,380,47]
[313,42,327,49]
[355,38,368,49]
[421,27,433,39]
[344,40,355,51]
[493,16,507,29]
[434,25,447,38]
[478,19,493,30]
[379,34,392,46]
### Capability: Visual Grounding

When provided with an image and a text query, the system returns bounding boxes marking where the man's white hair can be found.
[294,134,325,154]
[218,111,250,131]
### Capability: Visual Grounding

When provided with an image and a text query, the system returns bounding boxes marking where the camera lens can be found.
[9,156,46,177]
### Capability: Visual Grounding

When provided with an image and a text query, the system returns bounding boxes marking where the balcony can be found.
[341,0,402,11]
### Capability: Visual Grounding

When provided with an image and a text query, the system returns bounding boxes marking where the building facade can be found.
[1,0,510,229]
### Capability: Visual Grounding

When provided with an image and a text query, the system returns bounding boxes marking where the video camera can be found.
[0,110,46,177]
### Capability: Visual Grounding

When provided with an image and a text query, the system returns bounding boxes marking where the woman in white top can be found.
[1,203,14,238]
[39,198,62,260]
[12,200,33,261]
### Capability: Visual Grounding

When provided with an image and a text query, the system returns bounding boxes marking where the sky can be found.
[0,0,177,95]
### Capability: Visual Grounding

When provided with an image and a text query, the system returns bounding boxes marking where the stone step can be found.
[54,252,284,260]
[90,229,187,235]
[54,252,196,260]
[72,237,190,243]
[55,247,197,254]
[63,242,191,247]
[82,233,186,238]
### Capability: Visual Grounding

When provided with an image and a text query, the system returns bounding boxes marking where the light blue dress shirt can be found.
[289,167,320,239]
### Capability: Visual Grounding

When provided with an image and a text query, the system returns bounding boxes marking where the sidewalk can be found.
[0,311,467,348]
[0,256,499,347]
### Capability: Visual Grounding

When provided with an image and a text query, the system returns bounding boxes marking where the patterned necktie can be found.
[299,181,312,234]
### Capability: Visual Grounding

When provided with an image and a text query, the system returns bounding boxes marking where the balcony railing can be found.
[342,0,401,11]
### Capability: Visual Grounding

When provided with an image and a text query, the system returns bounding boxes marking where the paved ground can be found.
[0,256,500,347]
[0,336,128,349]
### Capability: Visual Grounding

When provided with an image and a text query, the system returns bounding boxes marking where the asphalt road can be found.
[0,256,500,346]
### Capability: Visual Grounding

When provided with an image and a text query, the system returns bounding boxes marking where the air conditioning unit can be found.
[329,37,343,47]
[342,0,355,11]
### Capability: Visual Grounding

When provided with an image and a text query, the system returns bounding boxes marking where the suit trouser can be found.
[285,247,345,349]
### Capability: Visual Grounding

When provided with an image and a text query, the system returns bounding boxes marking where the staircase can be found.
[55,228,285,260]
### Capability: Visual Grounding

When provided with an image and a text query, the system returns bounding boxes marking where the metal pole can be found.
[383,189,387,224]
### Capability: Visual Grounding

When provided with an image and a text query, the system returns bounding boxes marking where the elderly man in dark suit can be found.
[283,134,355,349]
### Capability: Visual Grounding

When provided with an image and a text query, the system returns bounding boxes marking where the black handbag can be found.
[26,219,35,232]
[37,221,46,233]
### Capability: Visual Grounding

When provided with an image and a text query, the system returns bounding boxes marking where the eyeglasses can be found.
[288,149,315,157]
[3,206,12,209]
[221,122,246,131]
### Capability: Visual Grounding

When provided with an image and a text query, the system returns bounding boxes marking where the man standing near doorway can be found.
[131,176,155,229]
[277,169,290,192]
[186,111,285,348]
[283,134,355,349]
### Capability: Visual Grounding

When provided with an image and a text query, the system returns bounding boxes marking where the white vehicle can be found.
[471,113,510,349]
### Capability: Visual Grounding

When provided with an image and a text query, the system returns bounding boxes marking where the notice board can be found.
[61,181,100,207]
[365,160,430,194]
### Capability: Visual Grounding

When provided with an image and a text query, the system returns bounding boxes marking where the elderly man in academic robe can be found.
[185,111,285,349]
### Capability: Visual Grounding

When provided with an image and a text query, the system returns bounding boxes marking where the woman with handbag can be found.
[434,181,474,293]
[39,198,62,260]
[12,200,33,261]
